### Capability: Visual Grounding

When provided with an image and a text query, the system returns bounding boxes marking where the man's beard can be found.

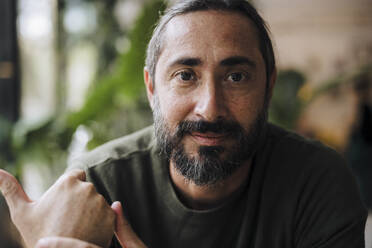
[153,96,268,186]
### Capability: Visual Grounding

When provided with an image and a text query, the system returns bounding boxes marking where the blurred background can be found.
[0,0,371,247]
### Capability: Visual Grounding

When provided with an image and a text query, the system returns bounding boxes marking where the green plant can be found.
[6,0,166,183]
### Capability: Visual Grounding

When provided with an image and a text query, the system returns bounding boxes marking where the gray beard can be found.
[152,95,268,186]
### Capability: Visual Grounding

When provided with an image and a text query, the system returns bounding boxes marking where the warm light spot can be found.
[0,62,14,79]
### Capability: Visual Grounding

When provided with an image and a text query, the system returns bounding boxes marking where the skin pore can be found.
[144,10,276,210]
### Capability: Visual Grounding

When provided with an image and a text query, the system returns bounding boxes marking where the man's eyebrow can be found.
[220,56,256,68]
[168,57,202,67]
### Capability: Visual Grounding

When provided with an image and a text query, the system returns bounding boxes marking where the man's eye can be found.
[227,72,245,82]
[177,71,194,81]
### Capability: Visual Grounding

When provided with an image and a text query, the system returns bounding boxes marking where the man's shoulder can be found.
[259,124,367,247]
[262,123,357,207]
[267,123,340,155]
[68,125,156,171]
[265,123,345,169]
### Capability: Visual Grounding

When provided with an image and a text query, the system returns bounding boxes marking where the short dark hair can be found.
[145,0,276,84]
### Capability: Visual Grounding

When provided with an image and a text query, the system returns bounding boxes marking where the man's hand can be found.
[34,201,147,248]
[0,169,116,248]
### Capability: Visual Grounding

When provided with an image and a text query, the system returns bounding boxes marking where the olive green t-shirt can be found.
[69,124,367,248]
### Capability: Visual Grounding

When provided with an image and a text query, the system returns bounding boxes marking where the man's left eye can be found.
[227,72,246,82]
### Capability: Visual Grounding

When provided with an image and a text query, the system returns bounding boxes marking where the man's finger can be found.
[111,201,147,248]
[0,169,31,211]
[35,237,101,248]
[66,169,86,181]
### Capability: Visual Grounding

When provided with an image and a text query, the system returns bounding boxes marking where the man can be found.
[0,0,367,247]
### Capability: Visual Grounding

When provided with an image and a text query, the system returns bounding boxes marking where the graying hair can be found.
[145,0,276,84]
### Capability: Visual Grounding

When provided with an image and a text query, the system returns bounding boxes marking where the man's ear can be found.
[266,68,277,102]
[144,67,154,109]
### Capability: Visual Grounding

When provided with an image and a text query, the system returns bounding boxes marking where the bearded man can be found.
[0,0,367,248]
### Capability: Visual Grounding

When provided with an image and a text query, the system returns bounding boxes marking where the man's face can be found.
[145,10,275,185]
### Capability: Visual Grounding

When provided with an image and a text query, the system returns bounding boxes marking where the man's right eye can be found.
[176,71,194,81]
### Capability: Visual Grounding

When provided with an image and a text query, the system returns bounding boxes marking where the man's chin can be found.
[170,144,244,186]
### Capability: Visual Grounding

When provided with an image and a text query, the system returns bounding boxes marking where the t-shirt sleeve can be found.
[293,147,367,248]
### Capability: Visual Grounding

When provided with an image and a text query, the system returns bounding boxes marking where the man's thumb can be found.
[111,201,147,248]
[0,169,31,211]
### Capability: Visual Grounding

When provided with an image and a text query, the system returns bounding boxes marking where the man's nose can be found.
[194,80,227,122]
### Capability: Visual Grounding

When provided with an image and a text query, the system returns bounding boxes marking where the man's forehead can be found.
[164,9,259,41]
[158,10,262,65]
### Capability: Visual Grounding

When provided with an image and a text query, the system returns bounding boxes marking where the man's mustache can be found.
[175,119,243,138]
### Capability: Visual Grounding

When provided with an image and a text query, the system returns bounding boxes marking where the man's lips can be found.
[190,132,228,146]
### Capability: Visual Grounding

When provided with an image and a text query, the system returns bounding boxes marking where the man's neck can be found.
[169,159,252,210]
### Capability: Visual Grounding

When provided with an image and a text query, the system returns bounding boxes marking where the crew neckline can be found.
[151,145,253,224]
